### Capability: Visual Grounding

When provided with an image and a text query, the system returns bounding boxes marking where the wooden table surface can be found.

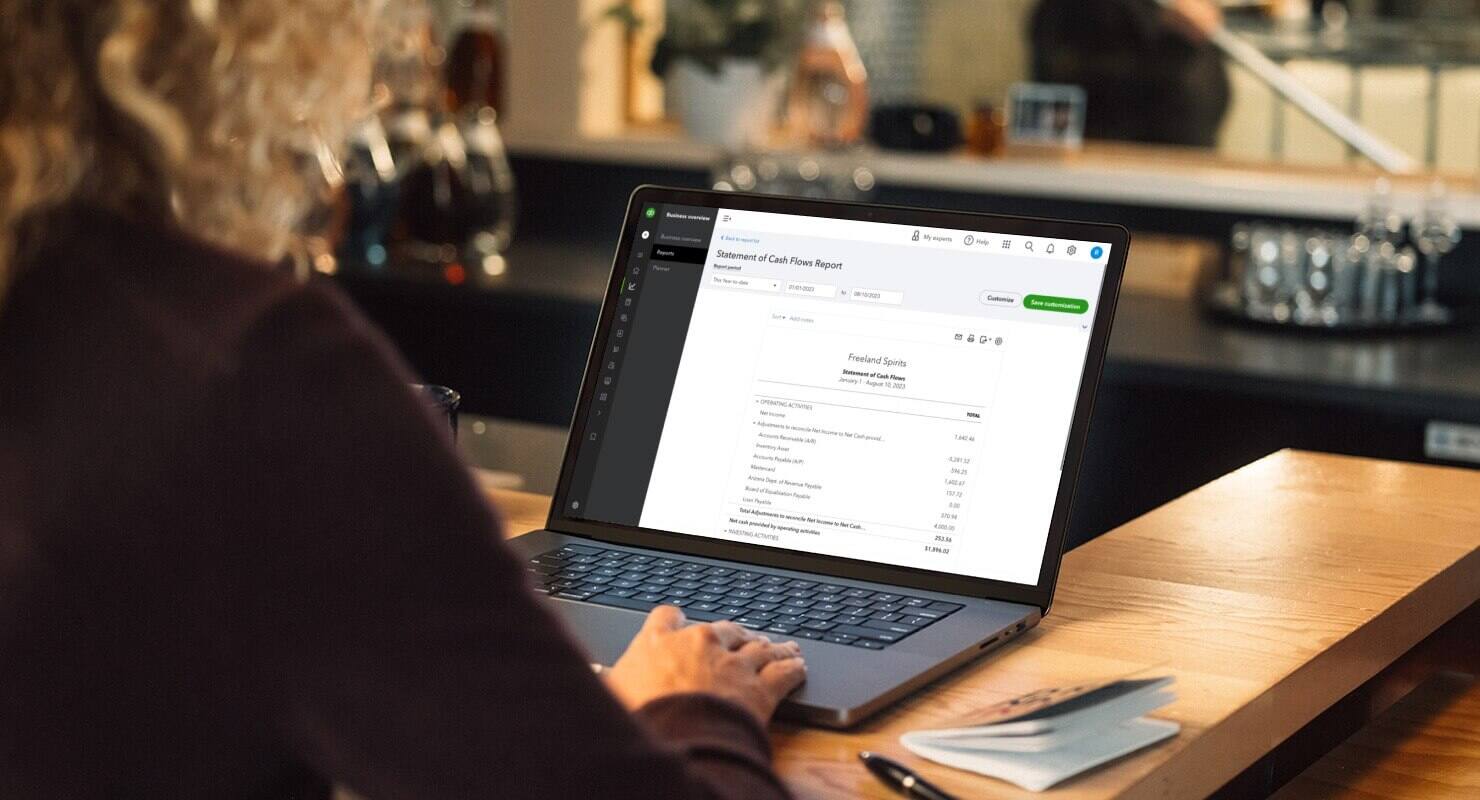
[490,450,1480,799]
[1271,672,1480,799]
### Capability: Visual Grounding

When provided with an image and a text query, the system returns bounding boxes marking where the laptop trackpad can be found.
[548,599,647,666]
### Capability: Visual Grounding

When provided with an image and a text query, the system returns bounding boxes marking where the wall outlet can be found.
[1424,421,1480,465]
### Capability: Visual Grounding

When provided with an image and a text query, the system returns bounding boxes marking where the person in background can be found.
[1030,0,1231,147]
[0,2,804,798]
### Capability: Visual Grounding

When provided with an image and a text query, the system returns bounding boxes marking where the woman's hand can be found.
[603,606,807,724]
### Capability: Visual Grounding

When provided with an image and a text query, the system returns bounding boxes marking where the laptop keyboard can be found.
[526,543,963,650]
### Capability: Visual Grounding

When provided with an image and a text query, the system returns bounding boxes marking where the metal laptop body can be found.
[508,187,1129,728]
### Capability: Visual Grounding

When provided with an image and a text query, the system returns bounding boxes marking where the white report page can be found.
[637,211,1111,585]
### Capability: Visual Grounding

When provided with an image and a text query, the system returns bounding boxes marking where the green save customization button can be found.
[1023,294,1089,314]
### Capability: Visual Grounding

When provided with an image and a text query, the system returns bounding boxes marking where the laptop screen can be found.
[561,201,1113,587]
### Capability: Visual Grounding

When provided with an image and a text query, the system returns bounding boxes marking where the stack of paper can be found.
[900,676,1180,791]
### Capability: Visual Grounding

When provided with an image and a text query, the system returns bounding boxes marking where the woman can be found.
[1030,0,1231,148]
[0,2,805,797]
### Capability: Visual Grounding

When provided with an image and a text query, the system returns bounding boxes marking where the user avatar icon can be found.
[912,230,920,242]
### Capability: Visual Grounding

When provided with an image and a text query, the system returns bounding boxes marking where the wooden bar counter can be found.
[490,450,1480,798]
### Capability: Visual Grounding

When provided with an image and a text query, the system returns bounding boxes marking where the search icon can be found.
[1024,241,1034,252]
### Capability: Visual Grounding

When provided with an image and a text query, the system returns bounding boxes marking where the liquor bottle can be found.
[445,0,507,117]
[787,1,869,148]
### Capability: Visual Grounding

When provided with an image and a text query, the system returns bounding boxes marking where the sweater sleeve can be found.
[224,280,791,800]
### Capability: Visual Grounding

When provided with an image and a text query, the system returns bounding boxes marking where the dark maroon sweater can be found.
[0,206,790,799]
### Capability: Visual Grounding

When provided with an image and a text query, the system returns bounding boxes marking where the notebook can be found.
[900,676,1179,791]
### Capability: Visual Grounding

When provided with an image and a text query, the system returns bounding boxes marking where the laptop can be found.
[508,186,1128,728]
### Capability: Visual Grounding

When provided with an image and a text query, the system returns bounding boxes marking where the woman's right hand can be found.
[603,606,807,724]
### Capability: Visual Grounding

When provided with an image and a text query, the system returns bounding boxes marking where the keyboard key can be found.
[900,597,929,607]
[637,584,667,594]
[747,602,779,612]
[559,544,601,555]
[703,567,733,576]
[900,616,933,627]
[727,589,758,600]
[832,624,903,643]
[842,588,874,599]
[734,617,769,629]
[636,592,665,603]
[793,630,824,640]
[757,593,787,604]
[824,633,858,645]
[555,590,597,600]
[564,564,596,574]
[804,610,836,622]
[673,580,704,590]
[816,593,844,603]
[609,579,641,589]
[814,602,845,613]
[717,606,749,617]
[666,589,693,598]
[775,615,805,626]
[818,584,845,593]
[738,611,775,622]
[851,639,885,650]
[691,601,719,612]
[661,598,691,607]
[909,608,945,619]
[873,602,903,613]
[871,593,899,603]
[835,615,869,627]
[926,601,964,613]
[569,555,599,565]
[872,612,901,622]
[693,592,724,603]
[526,563,561,575]
[765,625,797,635]
[734,571,760,581]
[864,620,915,635]
[655,559,679,568]
[606,588,636,598]
[759,576,788,585]
[682,608,728,622]
[585,575,613,585]
[802,620,836,632]
[785,579,816,589]
[730,580,760,591]
[588,593,656,612]
[625,554,653,564]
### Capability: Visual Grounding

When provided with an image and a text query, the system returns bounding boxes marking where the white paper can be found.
[901,716,1181,792]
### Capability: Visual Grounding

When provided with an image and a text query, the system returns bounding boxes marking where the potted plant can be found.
[617,0,808,149]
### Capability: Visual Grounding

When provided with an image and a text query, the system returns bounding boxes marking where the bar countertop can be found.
[334,236,1480,425]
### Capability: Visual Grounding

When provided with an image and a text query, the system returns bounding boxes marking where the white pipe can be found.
[1156,1,1419,174]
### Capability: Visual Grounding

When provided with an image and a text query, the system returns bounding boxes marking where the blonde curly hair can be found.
[0,0,380,304]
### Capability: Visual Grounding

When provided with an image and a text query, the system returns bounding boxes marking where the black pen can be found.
[858,751,959,800]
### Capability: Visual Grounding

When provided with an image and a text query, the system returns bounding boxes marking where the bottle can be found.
[787,1,869,148]
[445,0,507,117]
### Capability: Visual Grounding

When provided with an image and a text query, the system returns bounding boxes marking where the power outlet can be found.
[1424,421,1480,465]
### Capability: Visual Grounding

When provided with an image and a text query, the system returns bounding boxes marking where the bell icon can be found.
[1046,242,1056,254]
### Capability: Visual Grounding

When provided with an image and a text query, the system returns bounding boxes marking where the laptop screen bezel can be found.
[543,186,1129,612]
